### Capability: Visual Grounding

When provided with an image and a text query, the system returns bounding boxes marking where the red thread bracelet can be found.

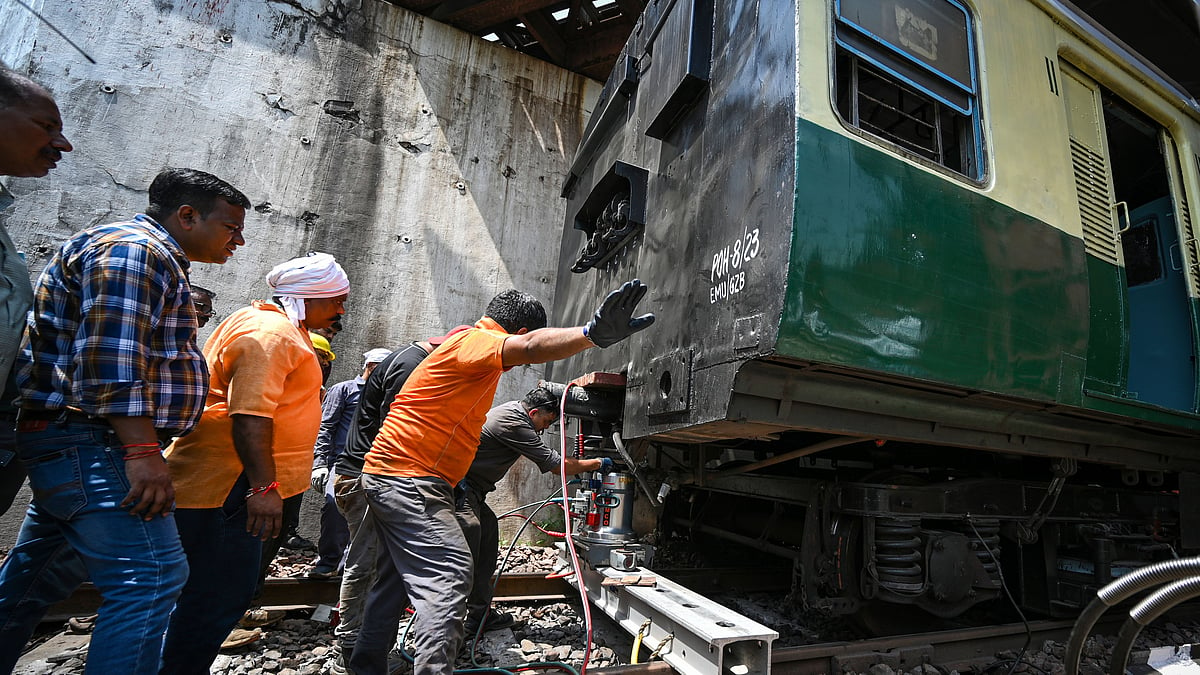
[122,442,161,449]
[245,481,279,500]
[123,448,163,461]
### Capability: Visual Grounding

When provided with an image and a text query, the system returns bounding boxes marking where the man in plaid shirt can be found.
[0,168,250,675]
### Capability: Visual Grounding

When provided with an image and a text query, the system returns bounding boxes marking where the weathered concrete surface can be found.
[0,0,602,546]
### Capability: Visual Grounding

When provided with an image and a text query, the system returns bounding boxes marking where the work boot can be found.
[282,533,315,551]
[307,564,340,579]
[387,649,413,675]
[465,607,516,635]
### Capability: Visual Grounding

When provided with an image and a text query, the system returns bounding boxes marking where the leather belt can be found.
[16,409,176,445]
[17,409,103,425]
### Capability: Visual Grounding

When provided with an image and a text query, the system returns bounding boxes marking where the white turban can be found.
[266,252,350,326]
[363,348,392,367]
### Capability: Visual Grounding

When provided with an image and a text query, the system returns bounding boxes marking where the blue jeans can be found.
[160,475,263,675]
[0,421,187,675]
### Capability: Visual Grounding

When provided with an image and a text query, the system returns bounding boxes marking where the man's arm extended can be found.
[501,280,654,367]
[231,413,281,540]
[501,327,593,367]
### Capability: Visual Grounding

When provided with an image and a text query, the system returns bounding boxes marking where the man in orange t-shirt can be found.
[351,280,654,675]
[162,252,350,673]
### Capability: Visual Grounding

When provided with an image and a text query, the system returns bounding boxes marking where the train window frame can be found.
[831,0,986,183]
[1122,216,1165,288]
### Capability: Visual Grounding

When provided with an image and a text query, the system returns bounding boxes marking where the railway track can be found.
[41,572,576,623]
[49,564,1194,675]
[593,618,1117,675]
[41,566,790,623]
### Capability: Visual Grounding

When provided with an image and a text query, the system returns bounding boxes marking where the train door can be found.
[1061,62,1198,412]
[1124,197,1195,409]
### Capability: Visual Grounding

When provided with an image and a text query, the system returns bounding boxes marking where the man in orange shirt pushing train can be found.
[350,280,654,675]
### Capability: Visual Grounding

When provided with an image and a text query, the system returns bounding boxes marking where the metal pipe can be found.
[672,516,803,560]
[712,436,869,477]
[540,379,624,421]
[1065,557,1200,674]
[613,431,662,508]
[1108,576,1200,675]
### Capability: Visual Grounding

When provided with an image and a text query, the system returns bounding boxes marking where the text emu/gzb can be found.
[710,227,760,303]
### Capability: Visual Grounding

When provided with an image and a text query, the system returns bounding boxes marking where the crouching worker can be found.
[456,385,611,637]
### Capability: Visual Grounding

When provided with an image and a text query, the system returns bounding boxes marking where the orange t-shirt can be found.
[166,301,323,508]
[362,317,508,484]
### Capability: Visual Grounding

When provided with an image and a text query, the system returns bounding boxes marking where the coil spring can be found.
[874,518,924,592]
[966,519,1002,587]
[575,433,585,459]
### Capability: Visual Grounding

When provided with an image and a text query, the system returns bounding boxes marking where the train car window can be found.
[832,0,982,180]
[1121,219,1164,287]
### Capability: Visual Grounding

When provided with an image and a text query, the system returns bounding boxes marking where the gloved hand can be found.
[598,457,615,473]
[584,279,655,348]
[311,467,329,492]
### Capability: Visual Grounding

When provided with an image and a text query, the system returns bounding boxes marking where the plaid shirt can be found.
[16,214,209,436]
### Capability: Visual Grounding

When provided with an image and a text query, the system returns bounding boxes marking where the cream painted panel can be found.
[796,0,1084,235]
[1058,63,1119,265]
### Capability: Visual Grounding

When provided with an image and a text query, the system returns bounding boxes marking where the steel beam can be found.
[575,564,777,675]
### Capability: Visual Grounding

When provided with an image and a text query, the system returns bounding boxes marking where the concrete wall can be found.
[0,0,600,545]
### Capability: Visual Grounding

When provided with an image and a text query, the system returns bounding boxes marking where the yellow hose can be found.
[631,620,651,664]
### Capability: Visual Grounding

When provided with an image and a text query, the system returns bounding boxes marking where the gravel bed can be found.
[13,544,1200,675]
[15,546,630,674]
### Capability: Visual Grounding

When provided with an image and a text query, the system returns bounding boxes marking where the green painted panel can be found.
[1082,255,1127,396]
[779,118,1088,402]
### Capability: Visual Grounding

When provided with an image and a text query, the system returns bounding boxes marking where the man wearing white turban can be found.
[161,252,350,673]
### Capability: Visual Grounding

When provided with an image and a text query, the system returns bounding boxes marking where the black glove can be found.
[584,279,655,348]
[598,457,615,473]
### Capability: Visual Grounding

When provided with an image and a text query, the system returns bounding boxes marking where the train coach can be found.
[547,0,1200,623]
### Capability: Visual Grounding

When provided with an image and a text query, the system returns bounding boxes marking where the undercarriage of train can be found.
[546,381,1185,625]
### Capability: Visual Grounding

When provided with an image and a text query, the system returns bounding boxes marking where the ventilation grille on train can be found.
[1070,138,1119,264]
[1180,188,1197,272]
[1184,157,1200,278]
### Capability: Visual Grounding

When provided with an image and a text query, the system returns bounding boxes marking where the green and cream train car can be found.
[549,0,1200,618]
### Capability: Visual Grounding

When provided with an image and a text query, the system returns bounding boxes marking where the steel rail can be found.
[40,572,576,623]
[592,617,1139,675]
[39,566,792,623]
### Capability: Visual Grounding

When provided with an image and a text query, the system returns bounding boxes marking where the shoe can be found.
[330,653,351,675]
[220,627,263,650]
[387,649,413,675]
[283,534,316,550]
[465,608,515,634]
[307,565,340,579]
[66,613,98,634]
[239,607,286,628]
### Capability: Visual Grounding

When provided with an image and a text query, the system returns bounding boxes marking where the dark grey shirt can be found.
[464,400,562,494]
